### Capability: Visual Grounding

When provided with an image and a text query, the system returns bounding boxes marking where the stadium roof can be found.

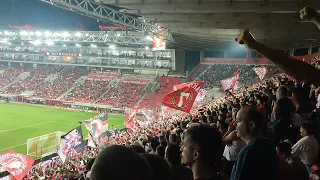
[105,0,320,50]
[41,0,320,50]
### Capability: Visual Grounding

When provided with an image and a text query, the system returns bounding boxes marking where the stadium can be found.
[0,0,319,179]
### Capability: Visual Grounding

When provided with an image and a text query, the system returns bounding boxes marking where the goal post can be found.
[27,131,61,159]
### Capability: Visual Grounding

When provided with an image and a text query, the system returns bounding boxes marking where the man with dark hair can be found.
[181,124,223,180]
[292,123,319,174]
[90,145,153,180]
[165,144,193,180]
[231,106,279,180]
[142,154,172,180]
[273,96,296,142]
[129,144,146,153]
[150,138,160,154]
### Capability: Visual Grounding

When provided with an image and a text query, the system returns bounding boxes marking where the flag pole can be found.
[78,122,99,148]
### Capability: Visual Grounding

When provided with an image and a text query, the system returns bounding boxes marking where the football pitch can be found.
[0,103,125,155]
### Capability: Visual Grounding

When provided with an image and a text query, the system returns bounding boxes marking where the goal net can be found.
[27,131,61,158]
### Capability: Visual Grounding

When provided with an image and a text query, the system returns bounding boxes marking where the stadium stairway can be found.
[134,76,159,107]
[195,65,212,81]
[56,76,86,100]
[93,77,120,103]
[0,71,31,91]
[187,64,210,81]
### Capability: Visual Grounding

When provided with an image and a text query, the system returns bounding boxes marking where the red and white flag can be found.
[124,108,137,129]
[220,69,241,92]
[195,89,207,102]
[161,106,172,119]
[0,150,34,180]
[163,81,204,113]
[253,67,268,80]
[141,108,155,121]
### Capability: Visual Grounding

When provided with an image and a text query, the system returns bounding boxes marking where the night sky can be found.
[0,0,102,31]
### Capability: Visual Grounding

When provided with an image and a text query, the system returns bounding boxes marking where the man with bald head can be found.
[231,105,279,180]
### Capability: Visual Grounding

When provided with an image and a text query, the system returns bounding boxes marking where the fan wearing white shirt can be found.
[292,123,319,174]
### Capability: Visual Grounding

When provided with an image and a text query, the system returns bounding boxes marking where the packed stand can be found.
[62,72,119,103]
[33,67,88,99]
[138,76,182,109]
[2,66,61,95]
[98,77,151,107]
[0,66,26,87]
[197,64,282,89]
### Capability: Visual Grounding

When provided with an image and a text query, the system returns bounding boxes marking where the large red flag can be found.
[0,150,34,180]
[124,108,137,129]
[163,81,204,113]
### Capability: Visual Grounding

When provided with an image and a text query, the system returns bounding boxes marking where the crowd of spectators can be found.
[2,66,61,95]
[33,67,88,99]
[197,64,282,89]
[0,65,26,87]
[62,71,119,103]
[98,77,151,107]
[62,80,111,103]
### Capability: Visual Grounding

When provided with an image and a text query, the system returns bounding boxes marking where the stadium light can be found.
[20,31,28,36]
[45,41,54,46]
[146,36,153,41]
[0,39,8,44]
[63,44,66,47]
[75,32,81,37]
[76,43,81,47]
[117,33,120,37]
[91,44,97,48]
[29,32,34,36]
[45,31,52,37]
[61,31,70,37]
[35,31,42,36]
[109,44,116,49]
[4,31,10,35]
[53,32,60,37]
[29,40,42,46]
[145,46,149,50]
[7,42,12,45]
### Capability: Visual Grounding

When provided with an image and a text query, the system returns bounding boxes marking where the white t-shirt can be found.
[223,139,246,161]
[292,135,319,165]
[317,94,320,108]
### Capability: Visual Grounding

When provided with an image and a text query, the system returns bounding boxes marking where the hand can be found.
[300,7,318,21]
[235,30,257,50]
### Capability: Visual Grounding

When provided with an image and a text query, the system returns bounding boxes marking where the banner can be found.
[82,112,109,148]
[161,106,172,119]
[253,67,268,80]
[0,150,34,180]
[141,108,155,121]
[45,52,83,57]
[220,69,240,93]
[57,126,84,163]
[195,89,207,102]
[163,81,204,113]
[124,108,137,129]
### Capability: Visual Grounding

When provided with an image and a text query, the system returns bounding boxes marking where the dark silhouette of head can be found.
[142,154,172,180]
[91,145,153,180]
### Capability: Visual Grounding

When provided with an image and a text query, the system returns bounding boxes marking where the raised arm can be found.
[235,30,320,85]
[300,7,320,30]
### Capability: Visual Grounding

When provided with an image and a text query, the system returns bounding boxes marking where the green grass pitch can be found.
[0,103,125,155]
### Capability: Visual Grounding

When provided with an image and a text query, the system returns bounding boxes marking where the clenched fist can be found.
[235,30,257,50]
[300,6,318,20]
